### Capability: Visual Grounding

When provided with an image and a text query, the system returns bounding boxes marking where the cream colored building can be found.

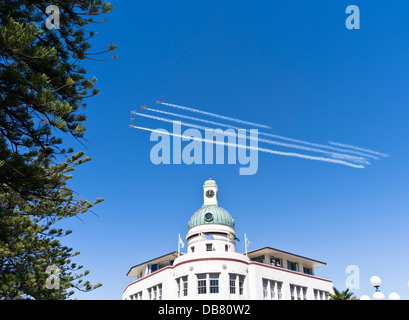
[123,179,333,300]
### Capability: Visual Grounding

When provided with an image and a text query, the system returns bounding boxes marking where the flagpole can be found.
[245,233,248,256]
[178,233,180,257]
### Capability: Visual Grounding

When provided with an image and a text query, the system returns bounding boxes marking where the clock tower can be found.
[187,178,237,254]
[203,178,218,205]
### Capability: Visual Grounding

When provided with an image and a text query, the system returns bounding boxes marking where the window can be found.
[287,260,299,272]
[296,286,302,300]
[225,244,228,252]
[176,278,181,298]
[197,273,220,294]
[291,284,307,300]
[251,255,264,263]
[262,279,282,300]
[130,291,142,300]
[206,244,213,251]
[263,279,268,299]
[158,284,162,300]
[209,273,219,293]
[276,282,282,300]
[238,275,244,295]
[269,281,275,299]
[197,274,207,294]
[153,286,157,300]
[314,289,328,300]
[147,284,162,300]
[303,267,313,275]
[182,276,188,296]
[191,246,195,253]
[230,274,245,295]
[270,256,283,268]
[230,274,236,294]
[176,276,189,297]
[149,263,158,273]
[302,287,308,300]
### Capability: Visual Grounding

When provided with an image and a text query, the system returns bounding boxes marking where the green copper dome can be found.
[188,204,235,230]
[204,179,217,186]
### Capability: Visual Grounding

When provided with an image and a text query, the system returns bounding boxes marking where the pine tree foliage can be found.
[0,0,115,299]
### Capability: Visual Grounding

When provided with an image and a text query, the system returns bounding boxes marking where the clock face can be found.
[206,190,215,198]
[204,213,213,222]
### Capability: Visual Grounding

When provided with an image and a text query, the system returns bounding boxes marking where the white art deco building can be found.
[123,179,333,300]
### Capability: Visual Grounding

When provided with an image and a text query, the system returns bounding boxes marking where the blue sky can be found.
[57,0,409,299]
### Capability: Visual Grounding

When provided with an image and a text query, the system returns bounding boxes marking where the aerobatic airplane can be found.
[155,100,162,104]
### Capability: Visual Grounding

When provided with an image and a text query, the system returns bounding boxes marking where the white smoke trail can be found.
[146,108,370,164]
[132,112,369,165]
[147,107,237,130]
[256,137,369,164]
[328,141,389,158]
[156,103,381,160]
[258,132,380,160]
[133,111,216,132]
[130,124,365,169]
[160,101,271,129]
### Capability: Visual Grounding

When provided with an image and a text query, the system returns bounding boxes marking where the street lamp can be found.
[360,276,401,300]
[370,276,382,291]
[373,291,385,300]
[370,276,385,300]
[388,292,400,300]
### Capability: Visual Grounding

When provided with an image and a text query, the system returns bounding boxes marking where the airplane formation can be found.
[130,100,163,123]
[128,99,388,170]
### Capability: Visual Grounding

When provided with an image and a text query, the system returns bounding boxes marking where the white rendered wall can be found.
[186,224,237,254]
[123,250,333,300]
[247,262,333,299]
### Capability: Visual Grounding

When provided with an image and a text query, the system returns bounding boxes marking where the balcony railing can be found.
[250,260,314,276]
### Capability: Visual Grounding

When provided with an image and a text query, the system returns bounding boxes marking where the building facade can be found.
[123,179,333,300]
